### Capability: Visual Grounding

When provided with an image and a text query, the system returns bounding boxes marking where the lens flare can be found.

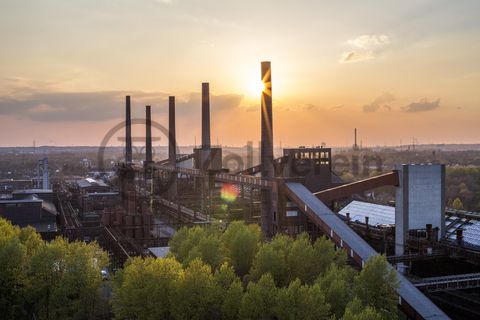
[220,184,239,203]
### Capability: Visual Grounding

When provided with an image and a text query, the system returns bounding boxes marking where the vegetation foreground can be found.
[1,219,399,320]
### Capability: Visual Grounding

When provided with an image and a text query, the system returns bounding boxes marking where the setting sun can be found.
[246,78,265,97]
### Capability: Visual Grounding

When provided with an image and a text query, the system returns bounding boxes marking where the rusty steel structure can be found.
[314,171,399,203]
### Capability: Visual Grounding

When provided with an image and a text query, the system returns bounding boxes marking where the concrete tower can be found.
[395,164,446,257]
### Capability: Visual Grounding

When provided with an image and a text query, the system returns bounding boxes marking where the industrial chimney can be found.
[354,128,358,151]
[202,82,211,150]
[125,96,133,164]
[168,96,178,198]
[145,105,152,163]
[261,61,274,177]
[260,61,275,238]
[168,96,176,166]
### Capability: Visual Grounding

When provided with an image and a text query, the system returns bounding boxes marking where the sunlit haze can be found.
[1,0,479,147]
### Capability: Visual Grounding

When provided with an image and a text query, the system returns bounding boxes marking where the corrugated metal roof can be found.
[338,200,395,226]
[148,246,170,258]
[446,218,480,249]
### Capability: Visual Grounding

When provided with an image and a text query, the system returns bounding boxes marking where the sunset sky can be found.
[0,0,479,147]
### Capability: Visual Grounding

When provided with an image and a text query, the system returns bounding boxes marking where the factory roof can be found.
[42,200,58,216]
[13,189,53,194]
[445,216,480,250]
[0,194,58,216]
[148,247,170,258]
[338,200,395,226]
[85,192,119,196]
[339,200,480,251]
[0,194,43,203]
[76,178,109,188]
[0,179,32,183]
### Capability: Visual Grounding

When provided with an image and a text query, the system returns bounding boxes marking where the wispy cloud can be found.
[363,92,395,112]
[340,34,390,63]
[0,90,243,122]
[402,98,440,112]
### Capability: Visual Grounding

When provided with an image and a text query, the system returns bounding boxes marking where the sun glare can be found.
[247,78,265,97]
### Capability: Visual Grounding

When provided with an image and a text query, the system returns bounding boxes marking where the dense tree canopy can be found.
[250,233,346,286]
[114,221,399,320]
[0,218,109,320]
[1,217,400,320]
[169,221,263,277]
[354,254,399,319]
[111,256,183,319]
[446,166,480,211]
[221,221,263,276]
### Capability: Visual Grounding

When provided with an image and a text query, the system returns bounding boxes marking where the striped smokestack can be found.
[202,82,211,149]
[125,95,132,164]
[145,105,152,163]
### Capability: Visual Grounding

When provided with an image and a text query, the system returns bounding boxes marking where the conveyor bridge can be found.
[283,182,449,320]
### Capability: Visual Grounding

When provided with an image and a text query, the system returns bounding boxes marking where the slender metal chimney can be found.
[354,128,358,150]
[145,105,152,163]
[354,128,357,148]
[168,96,176,166]
[125,96,132,164]
[202,82,211,149]
[260,61,274,238]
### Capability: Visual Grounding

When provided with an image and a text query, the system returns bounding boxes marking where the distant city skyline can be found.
[1,0,479,147]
